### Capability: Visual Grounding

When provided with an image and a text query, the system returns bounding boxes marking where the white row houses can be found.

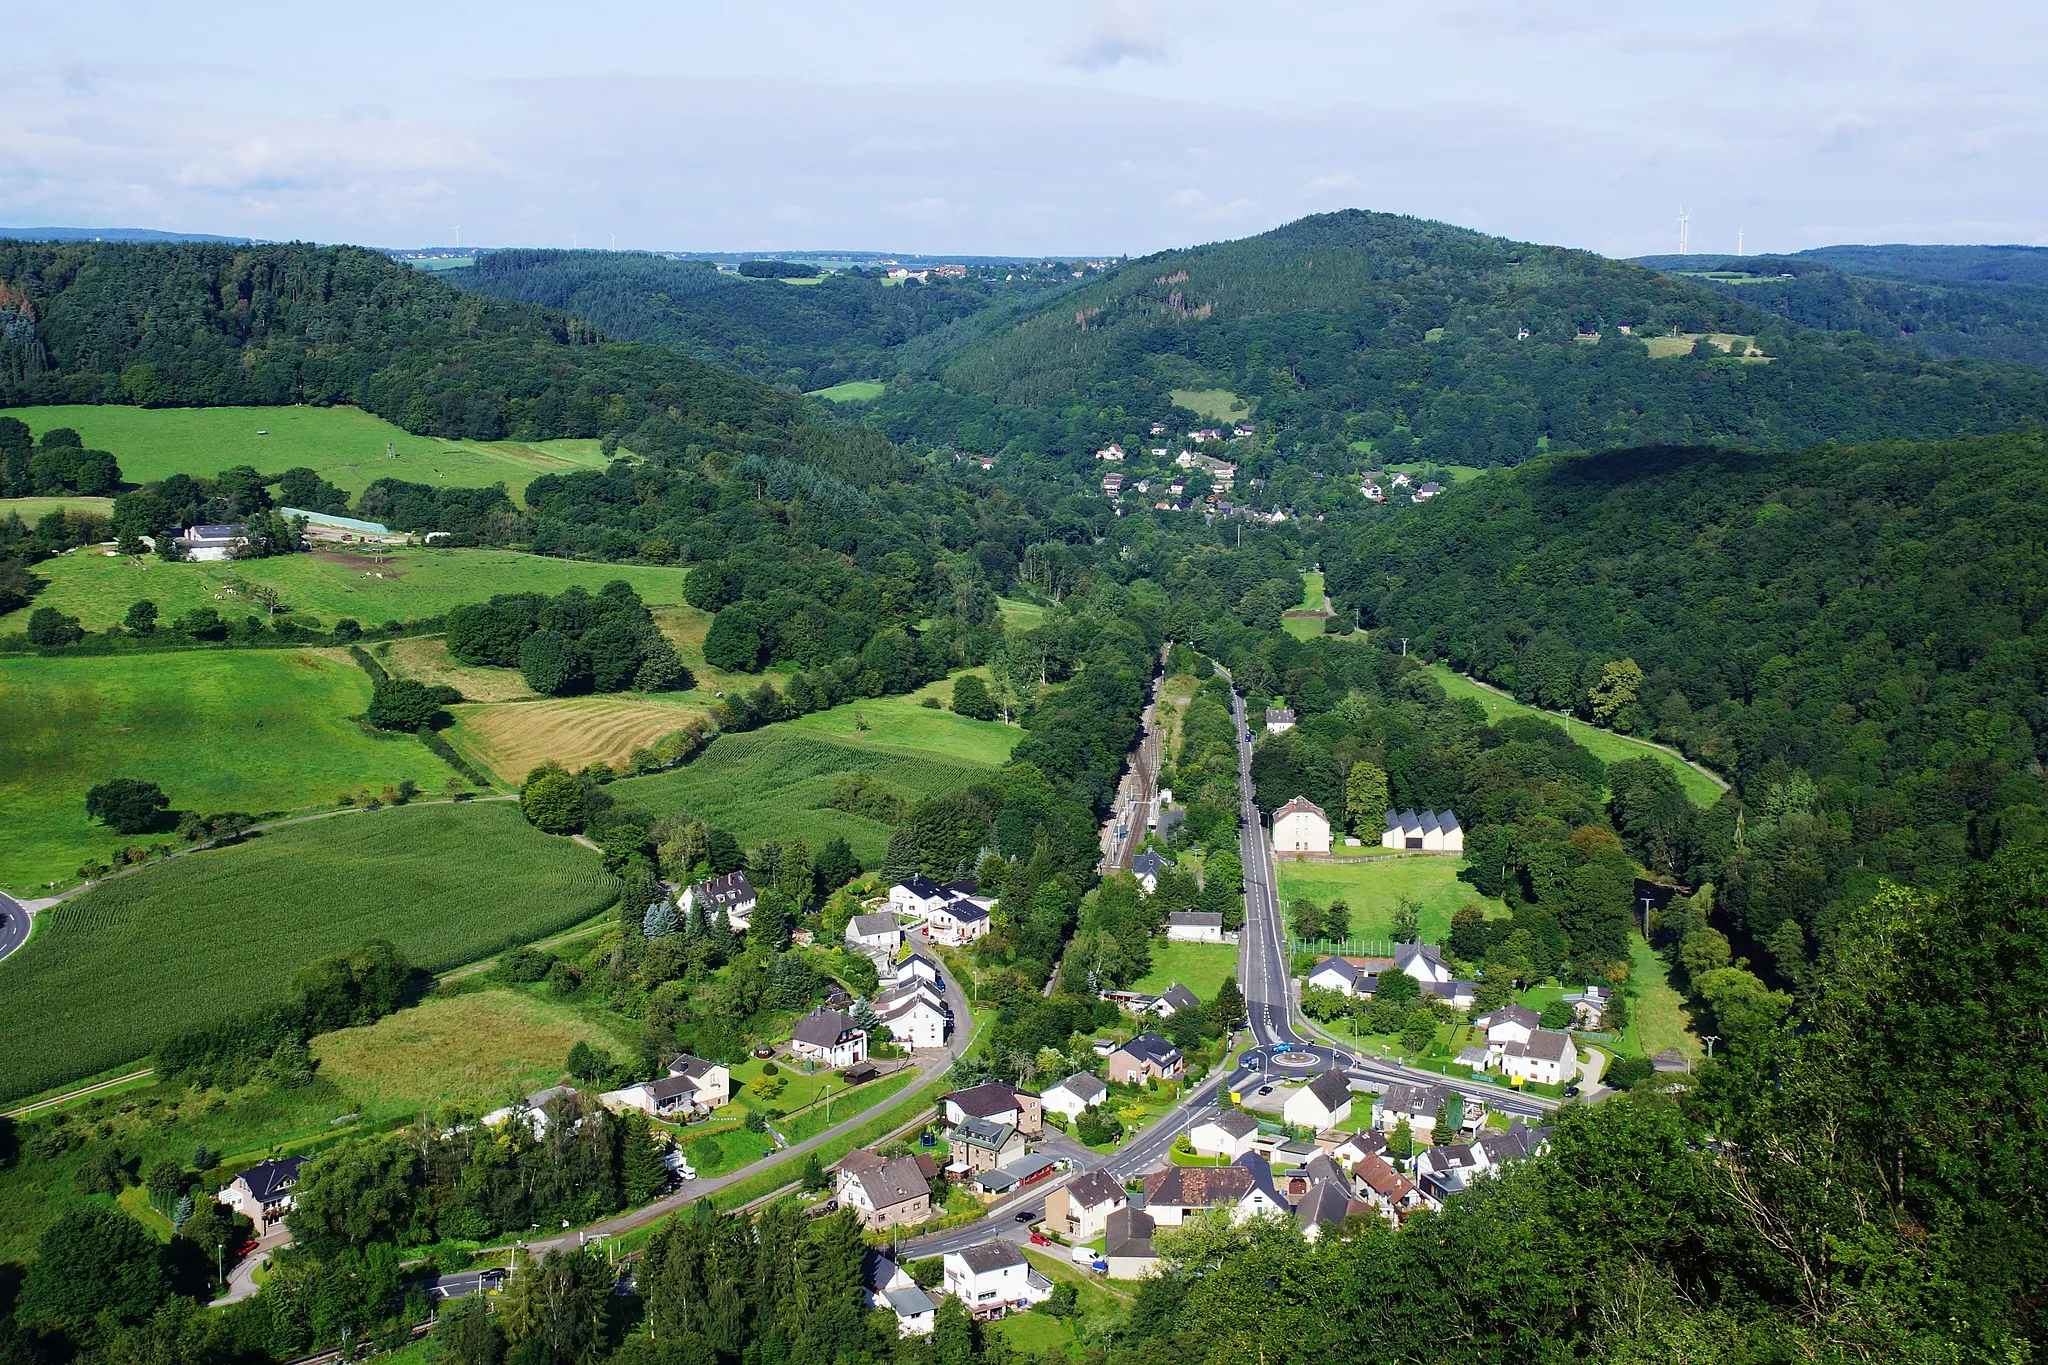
[1382,809,1464,853]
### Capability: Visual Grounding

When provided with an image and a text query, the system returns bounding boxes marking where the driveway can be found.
[218,1224,292,1305]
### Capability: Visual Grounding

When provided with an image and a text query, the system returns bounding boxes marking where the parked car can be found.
[1029,1232,1052,1247]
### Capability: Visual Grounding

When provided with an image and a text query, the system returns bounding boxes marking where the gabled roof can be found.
[1201,1110,1260,1139]
[1158,984,1202,1013]
[1050,1072,1107,1102]
[1377,1080,1449,1118]
[895,951,940,976]
[941,878,979,896]
[1231,1151,1284,1206]
[1132,852,1169,878]
[792,1007,861,1049]
[1394,941,1445,975]
[1505,1029,1575,1063]
[862,1248,907,1293]
[945,1081,1035,1117]
[1354,1152,1415,1201]
[1066,1170,1126,1209]
[234,1156,304,1202]
[1265,707,1296,722]
[1293,1175,1353,1231]
[1274,795,1325,821]
[1301,1070,1354,1111]
[642,1075,698,1103]
[952,1241,1025,1275]
[896,874,946,900]
[1104,1205,1156,1259]
[1144,1164,1253,1208]
[848,912,901,938]
[1334,1130,1387,1158]
[952,1116,1018,1151]
[692,871,754,904]
[1475,1004,1540,1030]
[1310,956,1361,982]
[934,896,989,923]
[848,1155,930,1210]
[1116,1032,1183,1068]
[1167,911,1223,928]
[665,1053,722,1082]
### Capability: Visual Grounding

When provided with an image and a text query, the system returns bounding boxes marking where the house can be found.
[1102,989,1161,1015]
[863,1250,937,1337]
[482,1085,574,1137]
[1381,809,1465,854]
[950,1116,1028,1175]
[925,897,991,946]
[1293,1157,1366,1242]
[1283,1070,1355,1132]
[1102,1205,1158,1279]
[872,980,952,1050]
[1455,1045,1491,1072]
[1329,1130,1388,1169]
[1391,472,1413,488]
[1561,985,1612,1029]
[666,1053,731,1105]
[838,1151,933,1228]
[1096,443,1126,461]
[1352,1151,1420,1222]
[1474,1004,1540,1048]
[1141,1163,1253,1226]
[1150,984,1202,1019]
[1373,1080,1451,1140]
[1264,707,1297,735]
[1412,481,1443,502]
[1361,481,1386,503]
[1423,978,1478,1010]
[1105,1032,1185,1084]
[1272,796,1332,856]
[1132,851,1169,893]
[1101,472,1124,497]
[976,1153,1059,1195]
[888,875,951,917]
[178,523,247,562]
[218,1156,305,1228]
[894,952,942,987]
[1166,911,1226,943]
[1045,1169,1127,1241]
[1306,956,1369,996]
[1188,1109,1261,1159]
[602,1075,707,1120]
[944,1242,1051,1319]
[943,1081,1043,1137]
[1041,1072,1108,1121]
[1500,1029,1577,1087]
[1393,941,1452,985]
[846,912,904,956]
[1474,1120,1550,1174]
[682,872,757,930]
[789,1008,868,1068]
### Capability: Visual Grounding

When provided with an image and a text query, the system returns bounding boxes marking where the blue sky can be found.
[5,0,2042,258]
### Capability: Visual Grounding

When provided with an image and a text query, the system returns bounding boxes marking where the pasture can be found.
[807,380,886,403]
[1424,665,1726,806]
[0,649,455,892]
[7,405,612,500]
[1642,332,1766,359]
[1132,940,1239,1001]
[450,694,714,784]
[0,801,619,1103]
[611,725,999,864]
[375,635,539,703]
[996,596,1046,631]
[1274,855,1504,947]
[781,696,1020,768]
[1168,388,1250,423]
[1,545,697,634]
[0,496,115,523]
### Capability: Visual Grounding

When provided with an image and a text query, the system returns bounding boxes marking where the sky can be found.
[5,0,2045,260]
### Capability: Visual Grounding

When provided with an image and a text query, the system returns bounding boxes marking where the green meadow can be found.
[1275,855,1505,946]
[1,545,697,634]
[1168,388,1250,422]
[8,404,611,501]
[0,649,455,892]
[0,801,620,1102]
[1132,940,1240,1001]
[807,379,886,403]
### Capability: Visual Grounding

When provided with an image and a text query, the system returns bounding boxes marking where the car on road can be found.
[1563,1084,1581,1098]
[1014,1209,1035,1223]
[480,1268,508,1292]
[1256,1084,1273,1095]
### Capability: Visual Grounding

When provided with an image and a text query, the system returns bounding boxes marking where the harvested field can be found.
[451,696,713,781]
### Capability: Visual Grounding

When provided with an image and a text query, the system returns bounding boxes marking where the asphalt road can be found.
[0,892,29,964]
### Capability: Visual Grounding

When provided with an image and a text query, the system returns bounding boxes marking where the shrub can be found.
[27,607,85,646]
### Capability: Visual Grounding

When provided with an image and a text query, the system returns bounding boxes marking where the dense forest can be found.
[1328,431,2048,976]
[445,249,1088,392]
[874,210,2048,467]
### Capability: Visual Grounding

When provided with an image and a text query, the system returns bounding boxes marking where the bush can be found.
[1603,1054,1656,1090]
[689,1136,724,1169]
[26,607,85,646]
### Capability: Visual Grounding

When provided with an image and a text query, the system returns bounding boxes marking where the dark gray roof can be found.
[1394,942,1445,974]
[953,1241,1025,1274]
[1477,1004,1540,1030]
[1132,852,1169,878]
[1054,1072,1107,1101]
[1118,1031,1182,1068]
[848,913,901,938]
[938,896,989,923]
[644,1075,698,1103]
[945,1081,1033,1117]
[1104,1205,1156,1259]
[1311,956,1361,981]
[792,1007,860,1049]
[692,871,755,907]
[1158,984,1202,1013]
[862,1248,903,1293]
[886,1285,936,1316]
[1377,1080,1449,1117]
[898,874,945,899]
[1293,1175,1353,1230]
[1302,1069,1353,1111]
[1067,1169,1126,1209]
[1231,1151,1284,1206]
[1506,1029,1575,1062]
[665,1052,720,1081]
[1206,1110,1260,1139]
[1168,911,1223,928]
[235,1156,304,1202]
[848,1155,930,1210]
[952,1116,1017,1151]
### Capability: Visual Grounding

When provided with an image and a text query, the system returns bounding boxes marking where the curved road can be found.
[0,892,28,965]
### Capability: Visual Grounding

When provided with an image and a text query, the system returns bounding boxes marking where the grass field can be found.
[0,801,619,1102]
[312,987,632,1117]
[997,596,1047,631]
[1625,935,1698,1060]
[450,695,715,784]
[611,725,999,865]
[8,405,612,501]
[376,636,539,702]
[782,696,1020,768]
[1274,855,1505,946]
[1133,940,1239,1000]
[1425,666,1726,806]
[807,380,886,403]
[1642,332,1764,359]
[1283,569,1329,640]
[0,496,116,523]
[1168,388,1250,423]
[1,545,698,634]
[0,649,457,891]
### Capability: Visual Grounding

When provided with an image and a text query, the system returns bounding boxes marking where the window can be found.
[1406,837,1423,849]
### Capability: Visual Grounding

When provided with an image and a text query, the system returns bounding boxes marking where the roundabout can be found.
[1234,1041,1349,1082]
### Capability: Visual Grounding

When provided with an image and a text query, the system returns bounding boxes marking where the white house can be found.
[1141,1155,1287,1226]
[602,1076,706,1120]
[1272,796,1332,856]
[217,1156,304,1229]
[1306,957,1369,996]
[942,1081,1043,1136]
[1474,1004,1539,1049]
[845,913,904,956]
[887,875,951,917]
[1329,1130,1388,1170]
[1265,707,1297,735]
[1132,851,1169,893]
[1103,1207,1159,1280]
[1283,1070,1355,1132]
[1382,809,1465,854]
[925,897,991,946]
[1373,1080,1451,1140]
[789,1007,868,1068]
[894,952,942,987]
[944,1242,1051,1319]
[1096,443,1126,461]
[481,1085,574,1137]
[1150,984,1202,1019]
[863,1251,937,1337]
[1041,1072,1108,1120]
[1166,911,1227,943]
[1394,941,1453,985]
[871,980,951,1050]
[682,871,757,930]
[177,523,247,562]
[1188,1109,1261,1159]
[663,1053,730,1107]
[1500,1029,1577,1087]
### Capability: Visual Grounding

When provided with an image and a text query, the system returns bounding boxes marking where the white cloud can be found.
[1060,0,1169,69]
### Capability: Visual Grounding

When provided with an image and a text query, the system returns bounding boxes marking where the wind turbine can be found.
[1675,209,1690,256]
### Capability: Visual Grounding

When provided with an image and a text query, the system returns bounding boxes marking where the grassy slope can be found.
[1426,665,1726,806]
[0,497,116,522]
[0,649,454,892]
[1274,856,1505,946]
[8,405,610,501]
[2,546,696,634]
[1168,388,1249,422]
[0,802,619,1102]
[1132,941,1239,1000]
[807,380,886,403]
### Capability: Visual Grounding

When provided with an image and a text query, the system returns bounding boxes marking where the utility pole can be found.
[1399,637,1409,657]
[1703,1035,1720,1060]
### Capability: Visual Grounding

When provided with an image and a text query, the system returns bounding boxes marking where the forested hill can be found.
[1326,431,2048,952]
[880,209,2048,466]
[1634,248,2048,371]
[442,248,1087,392]
[0,241,789,447]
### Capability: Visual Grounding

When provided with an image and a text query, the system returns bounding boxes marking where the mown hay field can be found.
[0,649,454,893]
[450,695,715,783]
[2,545,697,635]
[8,404,611,500]
[0,801,619,1102]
